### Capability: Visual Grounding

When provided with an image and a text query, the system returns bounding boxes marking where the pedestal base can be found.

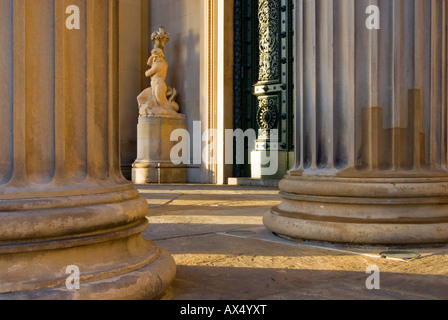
[133,162,187,184]
[264,175,448,245]
[132,115,187,184]
[0,234,176,300]
[0,184,176,300]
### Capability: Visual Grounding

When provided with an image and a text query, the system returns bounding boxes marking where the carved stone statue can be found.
[138,27,180,117]
[133,27,187,184]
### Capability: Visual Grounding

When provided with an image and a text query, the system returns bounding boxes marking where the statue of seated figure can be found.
[138,47,180,117]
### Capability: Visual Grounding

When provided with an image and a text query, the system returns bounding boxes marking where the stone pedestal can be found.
[264,0,448,245]
[132,115,188,184]
[0,0,176,299]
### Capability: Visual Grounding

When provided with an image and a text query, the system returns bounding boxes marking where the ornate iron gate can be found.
[234,0,294,179]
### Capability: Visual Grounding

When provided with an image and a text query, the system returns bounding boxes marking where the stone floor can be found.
[139,184,448,300]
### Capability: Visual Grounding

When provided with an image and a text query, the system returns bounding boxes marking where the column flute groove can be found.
[25,0,56,185]
[316,0,334,170]
[333,0,355,170]
[0,0,14,186]
[294,0,304,172]
[303,0,317,170]
[11,0,27,186]
[430,0,442,168]
[54,0,66,182]
[108,0,121,181]
[64,0,88,183]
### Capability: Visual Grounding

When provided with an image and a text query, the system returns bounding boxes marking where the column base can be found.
[264,175,448,245]
[0,184,176,300]
[0,220,176,300]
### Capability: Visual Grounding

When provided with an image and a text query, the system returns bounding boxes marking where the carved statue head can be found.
[151,47,165,60]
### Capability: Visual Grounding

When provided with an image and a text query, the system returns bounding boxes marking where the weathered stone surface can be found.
[132,115,188,184]
[0,0,175,299]
[265,0,448,245]
[133,27,188,185]
[138,26,181,117]
[140,184,448,300]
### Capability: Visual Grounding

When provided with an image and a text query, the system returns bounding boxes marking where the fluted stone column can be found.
[264,0,448,244]
[0,0,175,299]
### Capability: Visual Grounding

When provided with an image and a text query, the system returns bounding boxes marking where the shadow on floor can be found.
[164,265,448,300]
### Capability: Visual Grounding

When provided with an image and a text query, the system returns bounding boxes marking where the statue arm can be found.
[145,65,157,78]
[147,55,155,67]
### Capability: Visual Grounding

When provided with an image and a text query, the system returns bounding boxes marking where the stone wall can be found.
[148,0,204,183]
[119,0,147,180]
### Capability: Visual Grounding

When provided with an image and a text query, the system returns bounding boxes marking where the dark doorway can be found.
[233,0,295,180]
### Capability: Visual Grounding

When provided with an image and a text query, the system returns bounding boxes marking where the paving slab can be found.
[138,184,448,300]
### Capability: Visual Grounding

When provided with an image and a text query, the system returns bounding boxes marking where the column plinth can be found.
[132,115,188,184]
[266,175,448,244]
[264,0,448,245]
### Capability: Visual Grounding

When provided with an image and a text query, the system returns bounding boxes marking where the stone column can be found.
[264,0,448,244]
[0,0,175,299]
